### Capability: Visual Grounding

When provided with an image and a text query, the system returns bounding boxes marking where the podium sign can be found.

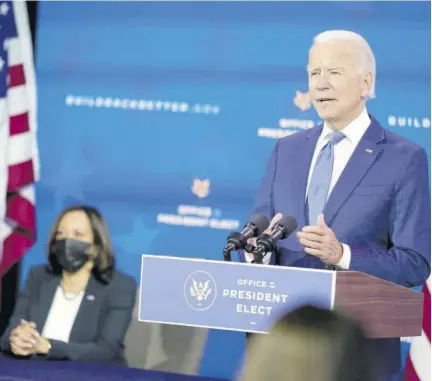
[138,255,336,333]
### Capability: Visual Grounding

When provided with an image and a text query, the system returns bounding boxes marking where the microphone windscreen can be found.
[277,216,298,239]
[249,214,270,235]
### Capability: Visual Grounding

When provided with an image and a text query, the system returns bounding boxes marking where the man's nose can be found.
[315,73,331,89]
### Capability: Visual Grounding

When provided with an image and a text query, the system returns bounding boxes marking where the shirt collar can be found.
[320,108,371,145]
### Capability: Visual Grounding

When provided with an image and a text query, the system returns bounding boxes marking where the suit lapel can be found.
[36,274,61,331]
[69,276,104,340]
[292,127,323,227]
[324,118,385,226]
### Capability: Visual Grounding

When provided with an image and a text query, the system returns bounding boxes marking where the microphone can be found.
[252,215,298,264]
[223,214,270,261]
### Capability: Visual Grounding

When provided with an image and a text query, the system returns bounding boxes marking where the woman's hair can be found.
[239,305,377,381]
[46,205,115,283]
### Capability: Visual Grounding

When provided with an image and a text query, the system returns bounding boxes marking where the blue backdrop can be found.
[24,1,430,379]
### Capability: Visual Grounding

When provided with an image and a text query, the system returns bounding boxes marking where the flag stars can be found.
[0,2,9,16]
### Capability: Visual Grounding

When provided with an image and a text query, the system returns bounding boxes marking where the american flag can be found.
[0,1,38,278]
[404,277,431,381]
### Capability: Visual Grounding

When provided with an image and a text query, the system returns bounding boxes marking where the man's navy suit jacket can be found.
[243,116,431,377]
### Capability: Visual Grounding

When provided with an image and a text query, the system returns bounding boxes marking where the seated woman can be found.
[0,205,137,365]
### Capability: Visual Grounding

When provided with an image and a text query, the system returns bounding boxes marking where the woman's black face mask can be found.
[51,238,91,273]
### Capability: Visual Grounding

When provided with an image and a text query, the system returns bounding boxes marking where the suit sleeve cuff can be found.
[44,339,67,360]
[336,243,351,269]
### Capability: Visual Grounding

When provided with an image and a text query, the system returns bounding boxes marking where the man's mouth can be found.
[316,98,336,103]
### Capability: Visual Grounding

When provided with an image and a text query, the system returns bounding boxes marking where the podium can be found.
[138,255,423,338]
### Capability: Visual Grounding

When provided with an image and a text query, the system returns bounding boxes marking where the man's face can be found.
[308,42,371,129]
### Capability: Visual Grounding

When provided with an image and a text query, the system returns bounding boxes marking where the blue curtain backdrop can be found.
[25,1,430,379]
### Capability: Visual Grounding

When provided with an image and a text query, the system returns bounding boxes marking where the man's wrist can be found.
[335,242,351,269]
[338,242,344,261]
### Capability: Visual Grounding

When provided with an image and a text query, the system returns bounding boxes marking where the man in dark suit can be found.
[242,30,431,380]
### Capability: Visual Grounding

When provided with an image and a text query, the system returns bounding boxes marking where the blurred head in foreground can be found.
[239,305,377,381]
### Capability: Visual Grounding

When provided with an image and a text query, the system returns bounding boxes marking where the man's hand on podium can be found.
[244,213,283,264]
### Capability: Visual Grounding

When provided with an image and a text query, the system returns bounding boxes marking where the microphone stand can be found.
[252,247,264,264]
[223,247,232,262]
[223,232,247,262]
[223,232,241,262]
[251,233,273,264]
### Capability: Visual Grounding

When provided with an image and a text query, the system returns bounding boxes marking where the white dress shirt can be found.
[41,286,85,343]
[246,108,371,268]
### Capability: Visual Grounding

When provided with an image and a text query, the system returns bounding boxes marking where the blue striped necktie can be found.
[307,131,345,225]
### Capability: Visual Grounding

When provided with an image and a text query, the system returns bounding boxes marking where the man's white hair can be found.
[313,30,376,99]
